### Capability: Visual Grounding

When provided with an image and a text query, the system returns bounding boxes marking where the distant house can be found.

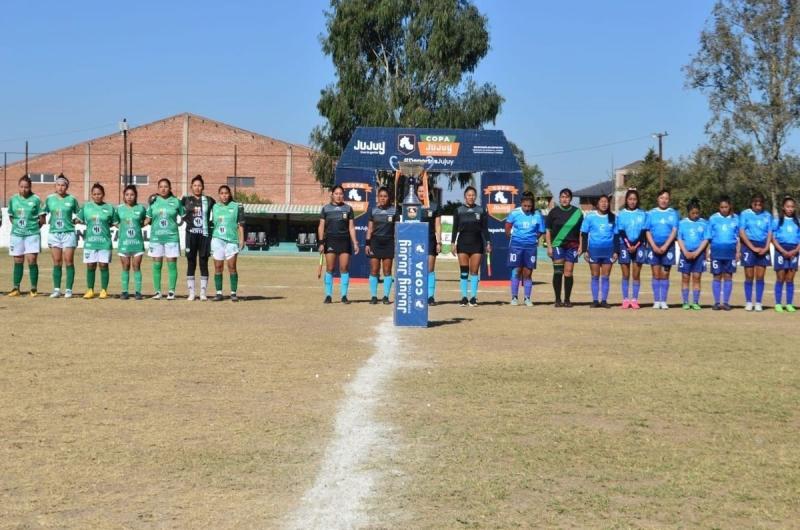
[613,160,644,210]
[574,180,614,212]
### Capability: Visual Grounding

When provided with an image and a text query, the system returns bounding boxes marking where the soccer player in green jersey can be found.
[77,183,118,299]
[117,184,148,300]
[145,178,185,300]
[7,175,45,297]
[44,174,80,298]
[210,185,245,301]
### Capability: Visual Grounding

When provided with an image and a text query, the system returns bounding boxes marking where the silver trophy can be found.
[400,161,425,222]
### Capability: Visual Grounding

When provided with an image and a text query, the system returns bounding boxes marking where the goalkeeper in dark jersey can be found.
[181,175,215,301]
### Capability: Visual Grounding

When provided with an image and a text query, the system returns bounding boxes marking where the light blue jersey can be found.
[615,208,647,244]
[678,217,708,252]
[772,215,800,246]
[506,207,545,247]
[739,208,772,244]
[581,211,616,257]
[707,212,739,260]
[645,208,679,246]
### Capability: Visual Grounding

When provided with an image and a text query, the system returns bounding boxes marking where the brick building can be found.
[1,113,328,244]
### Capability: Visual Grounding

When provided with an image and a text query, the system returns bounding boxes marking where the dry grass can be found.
[1,252,799,529]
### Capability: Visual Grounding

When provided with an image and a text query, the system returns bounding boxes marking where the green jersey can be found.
[211,201,244,244]
[45,193,80,233]
[78,202,117,250]
[146,195,185,243]
[117,203,147,254]
[8,193,44,237]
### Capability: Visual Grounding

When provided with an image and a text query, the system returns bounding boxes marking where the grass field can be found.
[1,252,799,529]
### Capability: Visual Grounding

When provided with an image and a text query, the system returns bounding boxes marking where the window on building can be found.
[227,176,255,188]
[121,175,149,185]
[27,173,56,183]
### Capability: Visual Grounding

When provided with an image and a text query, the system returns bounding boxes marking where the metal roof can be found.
[573,181,614,198]
[243,203,323,215]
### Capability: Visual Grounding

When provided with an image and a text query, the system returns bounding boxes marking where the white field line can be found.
[286,316,402,530]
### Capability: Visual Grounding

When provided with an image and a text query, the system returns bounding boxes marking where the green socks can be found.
[66,265,75,290]
[12,262,23,288]
[215,273,223,292]
[86,267,96,289]
[134,270,142,293]
[53,265,62,290]
[100,268,109,290]
[121,270,130,293]
[152,261,163,293]
[29,264,38,290]
[167,261,178,291]
[230,273,238,293]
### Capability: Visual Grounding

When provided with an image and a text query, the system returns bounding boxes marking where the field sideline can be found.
[1,252,798,528]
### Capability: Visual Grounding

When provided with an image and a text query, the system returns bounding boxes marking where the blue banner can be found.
[394,223,429,327]
[481,172,522,281]
[334,167,373,278]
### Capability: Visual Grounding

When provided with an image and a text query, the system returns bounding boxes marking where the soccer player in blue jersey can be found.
[772,196,799,312]
[645,189,679,309]
[505,191,545,306]
[615,189,648,309]
[676,199,708,310]
[707,196,740,311]
[581,195,617,307]
[738,193,772,311]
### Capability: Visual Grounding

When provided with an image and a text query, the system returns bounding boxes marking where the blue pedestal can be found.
[394,222,429,327]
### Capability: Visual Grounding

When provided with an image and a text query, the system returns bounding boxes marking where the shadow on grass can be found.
[427,317,473,328]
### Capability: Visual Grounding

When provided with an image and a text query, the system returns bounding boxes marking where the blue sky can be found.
[0,0,754,191]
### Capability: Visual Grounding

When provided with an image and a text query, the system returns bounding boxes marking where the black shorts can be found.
[456,233,484,255]
[428,236,439,256]
[185,233,211,258]
[370,237,394,259]
[324,236,352,255]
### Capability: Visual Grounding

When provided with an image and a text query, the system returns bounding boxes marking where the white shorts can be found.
[48,232,77,249]
[84,249,112,264]
[9,234,41,256]
[211,238,240,261]
[118,251,145,258]
[148,242,180,258]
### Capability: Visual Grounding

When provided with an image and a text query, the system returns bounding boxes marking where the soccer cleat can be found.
[660,301,670,310]
[199,294,208,301]
[382,296,391,305]
[775,304,784,313]
[600,301,611,309]
[744,302,753,311]
[653,302,661,309]
[691,303,702,311]
[460,297,469,307]
[722,303,732,311]
[621,299,630,309]
[64,289,73,299]
[510,297,519,306]
[591,301,600,308]
[341,296,351,304]
[563,300,573,308]
[187,292,196,302]
[134,292,143,301]
[323,295,332,304]
[786,304,797,313]
[754,303,763,312]
[120,292,129,300]
[49,289,61,299]
[152,292,162,300]
[554,300,563,307]
[29,290,38,298]
[712,303,721,311]
[231,293,239,303]
[428,296,436,306]
[682,303,691,310]
[524,297,533,307]
[370,296,378,305]
[7,288,21,297]
[98,289,108,299]
[468,297,478,307]
[630,300,640,309]
[166,291,175,300]
[215,293,224,302]
[83,289,95,300]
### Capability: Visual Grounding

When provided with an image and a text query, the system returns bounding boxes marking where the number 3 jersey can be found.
[181,194,216,237]
[44,194,80,234]
[117,204,147,253]
[78,202,118,250]
[211,201,245,243]
[146,195,185,243]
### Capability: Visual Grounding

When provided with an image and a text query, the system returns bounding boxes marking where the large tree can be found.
[310,0,504,187]
[508,142,550,198]
[684,0,800,206]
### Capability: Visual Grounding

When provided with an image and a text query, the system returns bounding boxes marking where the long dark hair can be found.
[624,189,639,210]
[779,195,799,227]
[123,184,138,204]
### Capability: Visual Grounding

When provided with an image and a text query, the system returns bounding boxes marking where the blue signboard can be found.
[394,222,429,327]
[481,172,521,281]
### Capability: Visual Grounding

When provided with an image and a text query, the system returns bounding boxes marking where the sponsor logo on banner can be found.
[484,185,518,221]
[397,134,416,155]
[472,145,505,155]
[353,140,386,155]
[418,134,460,157]
[341,182,372,218]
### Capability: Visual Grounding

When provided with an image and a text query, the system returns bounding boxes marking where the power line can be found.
[529,134,654,158]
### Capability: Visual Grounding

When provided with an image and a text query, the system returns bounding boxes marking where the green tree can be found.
[508,141,550,198]
[311,0,504,187]
[684,0,800,207]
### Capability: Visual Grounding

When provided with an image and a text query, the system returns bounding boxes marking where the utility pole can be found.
[652,131,668,189]
[25,141,28,176]
[120,118,129,185]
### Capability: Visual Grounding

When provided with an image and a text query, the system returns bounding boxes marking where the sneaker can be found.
[621,299,630,309]
[83,289,95,300]
[50,289,61,299]
[460,297,469,307]
[682,303,690,310]
[660,301,670,310]
[64,289,73,299]
[231,293,239,302]
[98,289,108,299]
[120,292,129,300]
[187,292,196,302]
[199,294,208,301]
[775,304,784,313]
[591,301,600,308]
[134,292,143,301]
[691,303,702,311]
[341,296,351,304]
[630,300,640,309]
[152,292,162,300]
[722,303,732,311]
[382,296,391,305]
[745,302,753,311]
[600,301,611,309]
[786,304,797,313]
[166,291,175,300]
[524,297,533,307]
[29,290,38,298]
[370,296,378,305]
[216,293,225,302]
[468,297,478,307]
[428,296,436,306]
[712,303,721,311]
[755,303,763,312]
[7,288,21,297]
[563,300,573,308]
[510,296,519,306]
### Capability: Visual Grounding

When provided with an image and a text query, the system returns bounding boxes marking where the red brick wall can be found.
[1,114,327,206]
